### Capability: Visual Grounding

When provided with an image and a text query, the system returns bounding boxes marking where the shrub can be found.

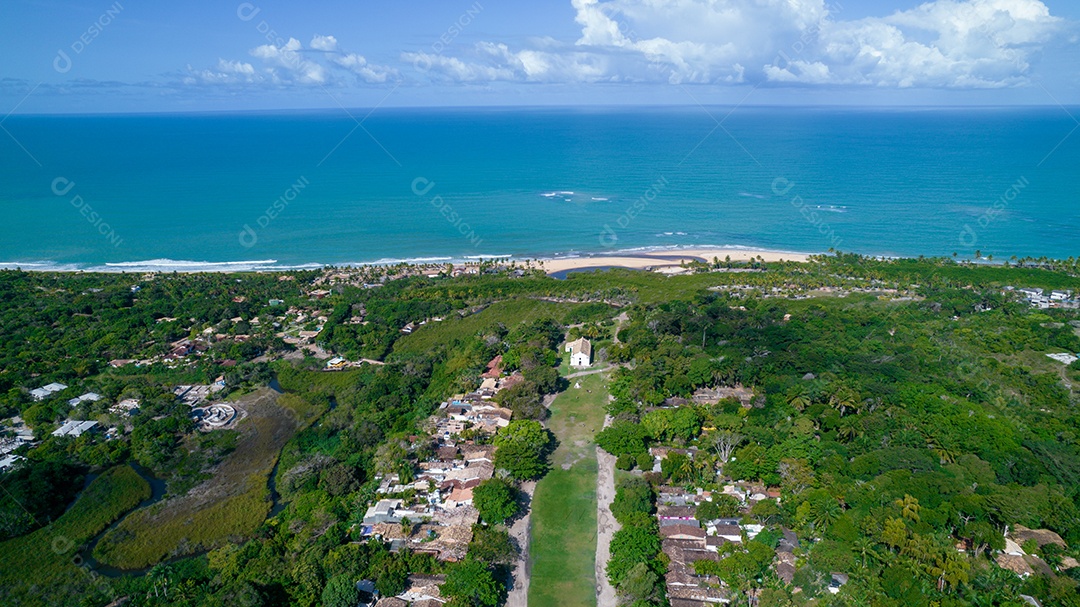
[616,454,635,470]
[473,478,520,525]
[596,421,649,457]
[611,477,655,526]
[635,452,654,471]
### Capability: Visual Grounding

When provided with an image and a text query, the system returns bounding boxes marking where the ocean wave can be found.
[103,259,278,268]
[0,261,84,272]
[342,256,455,266]
[614,244,816,256]
[738,192,766,199]
[94,259,298,273]
[0,244,823,274]
[0,259,326,273]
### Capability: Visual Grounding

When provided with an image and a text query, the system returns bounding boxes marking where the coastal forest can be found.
[1,253,1079,607]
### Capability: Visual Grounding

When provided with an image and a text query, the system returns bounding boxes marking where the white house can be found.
[30,383,68,401]
[68,392,102,407]
[52,420,98,438]
[565,337,592,368]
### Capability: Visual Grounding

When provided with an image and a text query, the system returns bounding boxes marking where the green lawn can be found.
[529,371,610,607]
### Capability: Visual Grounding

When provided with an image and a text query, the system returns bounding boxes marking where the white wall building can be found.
[565,337,592,367]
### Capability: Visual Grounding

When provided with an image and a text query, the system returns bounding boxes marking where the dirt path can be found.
[595,314,627,606]
[567,367,611,379]
[595,415,619,607]
[506,481,536,607]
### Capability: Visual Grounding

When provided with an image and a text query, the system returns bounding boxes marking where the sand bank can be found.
[535,248,812,274]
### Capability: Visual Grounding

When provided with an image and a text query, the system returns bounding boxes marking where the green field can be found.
[529,371,611,607]
[0,465,151,607]
[393,298,613,356]
[92,390,323,569]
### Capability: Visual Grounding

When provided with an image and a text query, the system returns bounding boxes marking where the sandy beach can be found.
[535,248,812,274]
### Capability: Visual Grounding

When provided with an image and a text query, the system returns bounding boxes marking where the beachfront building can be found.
[566,337,592,367]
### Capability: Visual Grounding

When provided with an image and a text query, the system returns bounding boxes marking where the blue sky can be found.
[2,0,1079,113]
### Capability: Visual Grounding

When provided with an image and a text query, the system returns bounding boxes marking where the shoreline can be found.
[536,248,811,274]
[0,246,817,275]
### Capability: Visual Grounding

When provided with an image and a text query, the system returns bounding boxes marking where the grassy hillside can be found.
[393,298,613,356]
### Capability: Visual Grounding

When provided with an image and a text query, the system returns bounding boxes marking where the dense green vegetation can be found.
[0,254,1078,606]
[592,257,1080,606]
[0,465,150,607]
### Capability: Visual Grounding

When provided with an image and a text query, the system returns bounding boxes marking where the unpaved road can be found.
[506,481,536,607]
[595,415,619,607]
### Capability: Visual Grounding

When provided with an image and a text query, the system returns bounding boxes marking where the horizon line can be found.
[8,101,1080,118]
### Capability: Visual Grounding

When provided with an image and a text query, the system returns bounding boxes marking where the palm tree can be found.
[896,495,921,523]
[147,563,173,598]
[786,385,811,412]
[836,418,862,443]
[810,498,841,533]
[927,439,958,465]
[853,536,884,568]
[828,383,858,416]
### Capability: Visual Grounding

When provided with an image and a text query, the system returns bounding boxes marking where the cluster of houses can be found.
[647,483,819,606]
[106,299,334,370]
[107,334,213,369]
[710,282,916,303]
[431,354,521,437]
[1009,287,1078,310]
[361,442,496,563]
[355,353,532,604]
[275,305,330,349]
[652,468,1078,603]
[310,263,491,292]
[4,376,237,476]
[0,416,35,471]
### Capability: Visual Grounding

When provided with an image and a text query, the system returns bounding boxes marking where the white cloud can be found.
[334,53,399,83]
[183,59,264,85]
[187,34,398,87]
[186,1,1071,91]
[410,0,1071,88]
[249,37,328,84]
[310,34,338,52]
[779,0,1065,87]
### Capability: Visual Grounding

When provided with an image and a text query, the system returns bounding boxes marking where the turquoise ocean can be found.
[1,106,1077,271]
